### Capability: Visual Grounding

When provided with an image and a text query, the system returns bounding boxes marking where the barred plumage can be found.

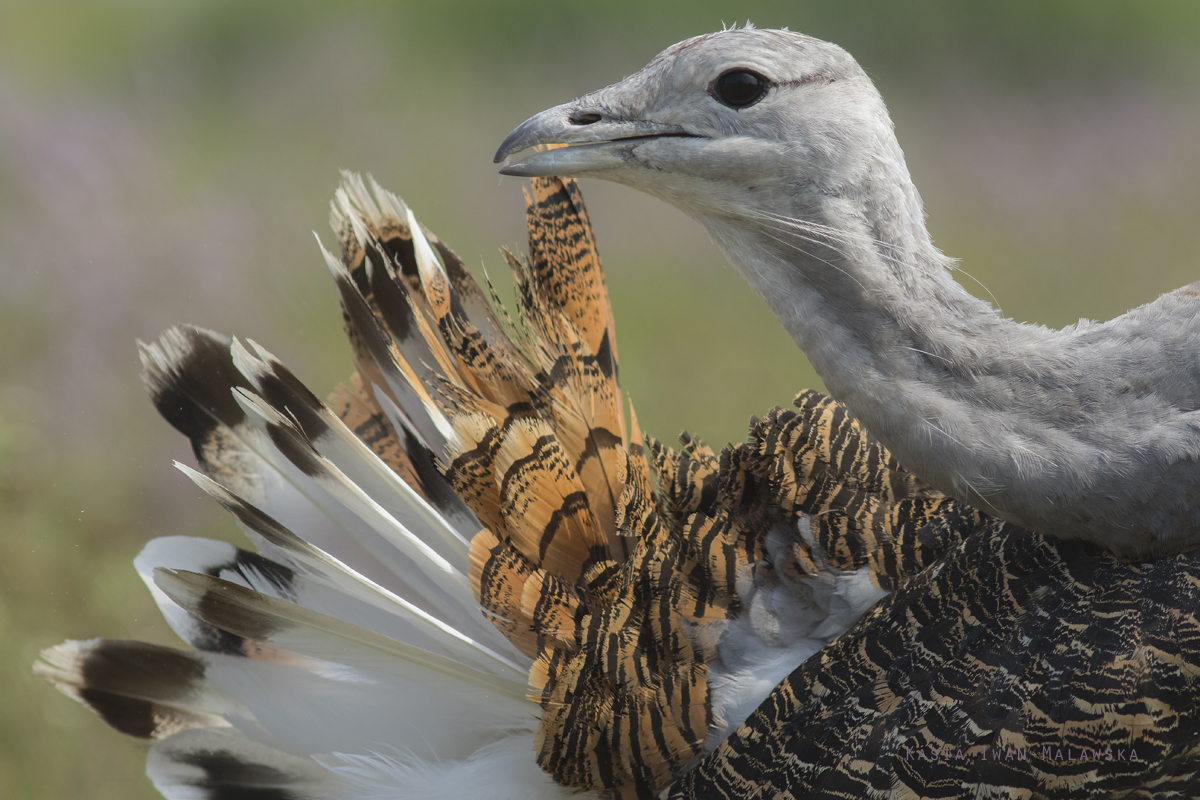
[672,528,1200,798]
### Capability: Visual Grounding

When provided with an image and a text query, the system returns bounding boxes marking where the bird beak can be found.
[494,101,694,177]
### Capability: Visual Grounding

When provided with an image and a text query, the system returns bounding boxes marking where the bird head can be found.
[495,28,895,224]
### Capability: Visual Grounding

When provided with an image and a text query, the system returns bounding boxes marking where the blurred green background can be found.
[2,2,1199,797]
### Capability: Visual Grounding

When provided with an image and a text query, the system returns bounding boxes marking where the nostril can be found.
[569,112,602,126]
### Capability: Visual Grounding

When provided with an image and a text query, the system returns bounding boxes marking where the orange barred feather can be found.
[323,174,986,799]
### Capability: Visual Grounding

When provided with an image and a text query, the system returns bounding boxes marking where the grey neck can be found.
[694,148,1183,554]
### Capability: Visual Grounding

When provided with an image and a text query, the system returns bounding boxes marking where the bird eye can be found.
[712,69,769,108]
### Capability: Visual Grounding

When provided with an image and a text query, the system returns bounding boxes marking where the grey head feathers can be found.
[497,28,1200,557]
[496,30,884,223]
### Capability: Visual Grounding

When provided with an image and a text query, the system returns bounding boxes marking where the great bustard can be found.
[39,27,1200,800]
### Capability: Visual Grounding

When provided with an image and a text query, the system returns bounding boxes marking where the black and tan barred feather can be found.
[669,524,1200,799]
[752,392,984,592]
[515,387,990,798]
[326,174,714,797]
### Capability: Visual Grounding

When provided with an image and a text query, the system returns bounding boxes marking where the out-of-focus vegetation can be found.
[2,2,1198,797]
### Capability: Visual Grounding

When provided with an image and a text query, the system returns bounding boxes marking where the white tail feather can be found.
[152,567,530,707]
[178,465,524,674]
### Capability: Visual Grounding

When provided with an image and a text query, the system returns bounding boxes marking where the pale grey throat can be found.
[495,27,1200,558]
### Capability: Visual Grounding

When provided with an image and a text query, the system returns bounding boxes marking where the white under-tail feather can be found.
[40,296,595,798]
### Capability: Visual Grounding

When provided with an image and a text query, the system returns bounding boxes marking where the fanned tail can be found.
[38,174,617,800]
